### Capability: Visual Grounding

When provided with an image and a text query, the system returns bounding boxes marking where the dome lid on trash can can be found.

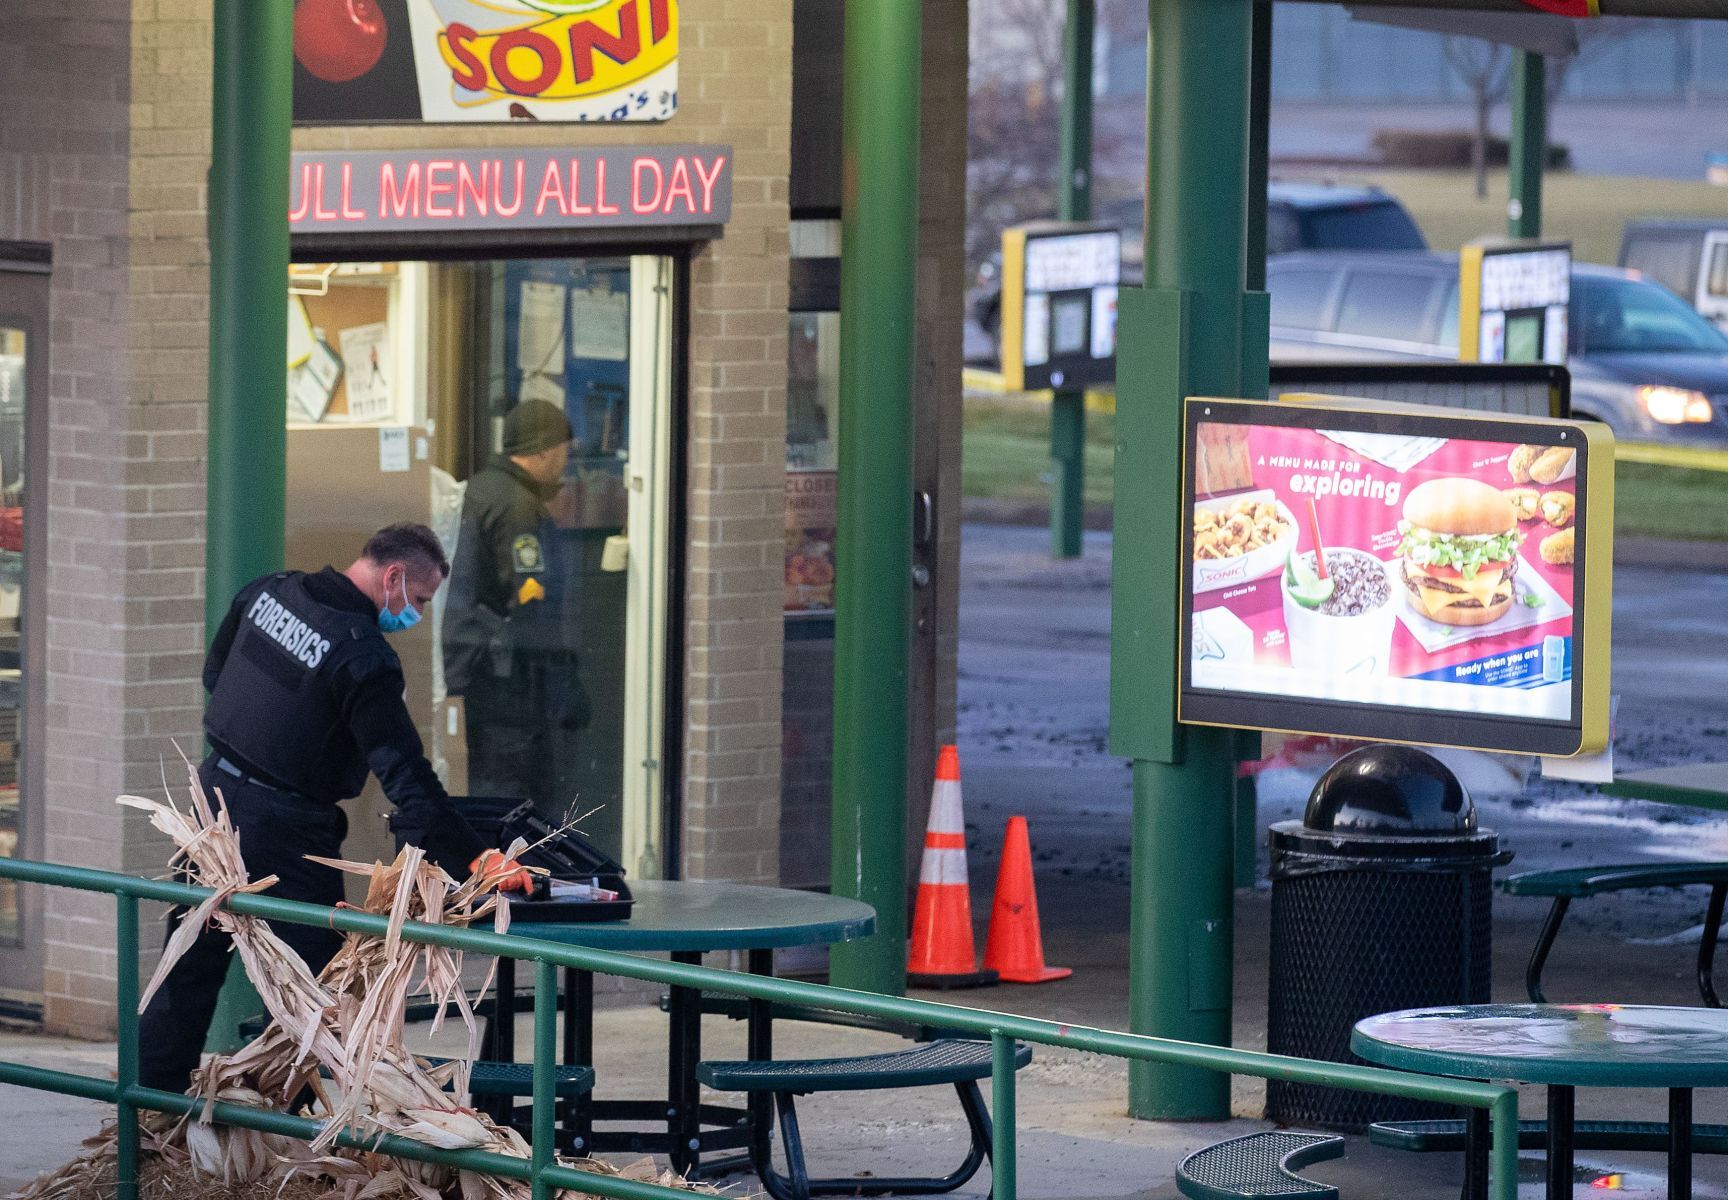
[1269,746,1505,869]
[1304,745,1472,835]
[1299,753,1479,836]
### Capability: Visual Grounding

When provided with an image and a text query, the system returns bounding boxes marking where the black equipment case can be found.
[451,795,633,923]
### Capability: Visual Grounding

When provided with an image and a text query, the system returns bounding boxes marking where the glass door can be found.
[285,253,675,879]
[0,261,47,1015]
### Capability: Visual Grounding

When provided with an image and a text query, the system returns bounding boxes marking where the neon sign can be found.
[289,147,731,233]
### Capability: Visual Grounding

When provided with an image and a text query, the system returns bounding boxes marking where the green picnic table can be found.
[490,880,876,1178]
[1602,761,1728,810]
[1354,1003,1728,1200]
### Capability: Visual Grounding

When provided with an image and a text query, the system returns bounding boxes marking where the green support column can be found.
[829,0,921,995]
[1050,0,1094,560]
[1509,51,1546,239]
[1113,0,1264,1120]
[1234,0,1273,891]
[203,1,294,1052]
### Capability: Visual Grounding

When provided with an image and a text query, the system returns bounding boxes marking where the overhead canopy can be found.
[1281,0,1728,18]
[1347,5,1582,53]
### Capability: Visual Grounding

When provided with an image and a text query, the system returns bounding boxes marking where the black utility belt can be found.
[211,757,332,813]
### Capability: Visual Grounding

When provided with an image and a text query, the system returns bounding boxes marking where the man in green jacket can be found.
[443,398,588,807]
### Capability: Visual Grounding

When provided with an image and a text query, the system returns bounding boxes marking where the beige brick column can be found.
[678,5,792,882]
[0,1,212,1036]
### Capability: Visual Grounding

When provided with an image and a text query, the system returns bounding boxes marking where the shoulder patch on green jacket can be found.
[512,533,544,574]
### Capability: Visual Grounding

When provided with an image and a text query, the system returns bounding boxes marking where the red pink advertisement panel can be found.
[1181,399,1594,754]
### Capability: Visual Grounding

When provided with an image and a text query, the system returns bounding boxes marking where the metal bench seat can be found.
[700,1038,1029,1094]
[658,990,966,1043]
[696,1038,1032,1200]
[1175,1131,1343,1200]
[1369,1117,1728,1155]
[1501,862,1728,1005]
[422,1055,595,1099]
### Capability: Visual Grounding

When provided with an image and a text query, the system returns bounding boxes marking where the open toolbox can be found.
[451,796,632,923]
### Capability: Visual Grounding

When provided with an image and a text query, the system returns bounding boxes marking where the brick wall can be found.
[119,0,219,1020]
[0,4,137,1036]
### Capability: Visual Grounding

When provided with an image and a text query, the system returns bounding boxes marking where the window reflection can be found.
[0,328,24,947]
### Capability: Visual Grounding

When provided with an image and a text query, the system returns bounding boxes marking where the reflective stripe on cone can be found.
[907,744,998,989]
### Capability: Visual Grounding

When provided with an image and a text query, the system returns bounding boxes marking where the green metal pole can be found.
[991,1033,1018,1200]
[1116,0,1263,1120]
[203,0,293,1052]
[115,893,139,1200]
[532,960,556,1200]
[1234,0,1273,891]
[829,0,920,995]
[1050,0,1095,560]
[1049,394,1087,558]
[1057,0,1094,227]
[1509,51,1546,239]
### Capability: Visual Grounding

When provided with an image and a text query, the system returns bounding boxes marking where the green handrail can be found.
[0,855,1521,1200]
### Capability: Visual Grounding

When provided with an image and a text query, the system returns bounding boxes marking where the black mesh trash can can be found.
[1265,745,1509,1131]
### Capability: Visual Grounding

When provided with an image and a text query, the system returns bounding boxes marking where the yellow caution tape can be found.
[1615,441,1728,473]
[961,368,1116,413]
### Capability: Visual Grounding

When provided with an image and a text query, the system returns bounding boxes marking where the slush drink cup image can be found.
[1281,548,1397,675]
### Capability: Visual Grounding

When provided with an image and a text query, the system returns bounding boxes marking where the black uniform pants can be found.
[464,679,558,809]
[137,756,348,1094]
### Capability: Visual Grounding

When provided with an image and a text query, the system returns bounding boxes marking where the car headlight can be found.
[1637,385,1715,424]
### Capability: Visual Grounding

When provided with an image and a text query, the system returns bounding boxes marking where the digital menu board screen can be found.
[1180,397,1611,756]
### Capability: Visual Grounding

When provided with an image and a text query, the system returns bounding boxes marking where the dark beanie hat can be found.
[502,398,573,456]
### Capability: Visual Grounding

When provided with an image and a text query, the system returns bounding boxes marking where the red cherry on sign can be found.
[294,0,388,84]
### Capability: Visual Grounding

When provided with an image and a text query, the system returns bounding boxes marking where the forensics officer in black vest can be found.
[138,522,529,1094]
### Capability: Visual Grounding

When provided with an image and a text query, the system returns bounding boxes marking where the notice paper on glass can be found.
[518,280,567,375]
[570,287,630,362]
[339,322,394,422]
[378,426,410,473]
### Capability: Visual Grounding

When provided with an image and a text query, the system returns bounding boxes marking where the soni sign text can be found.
[289,146,731,234]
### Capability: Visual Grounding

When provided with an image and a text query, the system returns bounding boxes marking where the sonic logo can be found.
[439,0,677,103]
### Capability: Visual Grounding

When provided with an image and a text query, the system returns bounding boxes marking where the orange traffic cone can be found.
[983,816,1071,984]
[907,745,998,989]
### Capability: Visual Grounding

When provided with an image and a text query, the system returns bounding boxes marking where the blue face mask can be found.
[378,573,421,633]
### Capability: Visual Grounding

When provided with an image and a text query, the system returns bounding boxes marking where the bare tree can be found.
[1443,37,1512,200]
[1546,17,1667,100]
[967,0,1067,271]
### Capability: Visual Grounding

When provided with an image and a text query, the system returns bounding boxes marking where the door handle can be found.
[913,490,935,549]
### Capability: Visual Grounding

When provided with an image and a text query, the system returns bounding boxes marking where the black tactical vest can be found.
[204,571,392,800]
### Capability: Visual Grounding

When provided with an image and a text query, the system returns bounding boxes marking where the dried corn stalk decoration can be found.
[10,763,712,1200]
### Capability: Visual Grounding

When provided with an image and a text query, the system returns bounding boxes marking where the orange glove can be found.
[471,850,533,894]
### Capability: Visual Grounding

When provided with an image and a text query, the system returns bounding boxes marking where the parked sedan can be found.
[1267,251,1728,446]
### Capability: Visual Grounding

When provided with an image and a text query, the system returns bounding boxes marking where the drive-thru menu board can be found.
[999,222,1120,393]
[1180,396,1612,756]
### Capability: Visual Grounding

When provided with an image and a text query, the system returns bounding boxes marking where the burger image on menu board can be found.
[1395,478,1522,627]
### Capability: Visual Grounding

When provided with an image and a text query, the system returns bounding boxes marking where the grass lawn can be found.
[1615,461,1728,541]
[964,393,1728,542]
[962,396,1117,506]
